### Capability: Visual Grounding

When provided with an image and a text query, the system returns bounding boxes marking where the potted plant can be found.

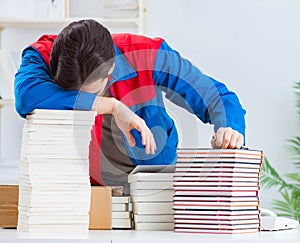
[260,82,300,221]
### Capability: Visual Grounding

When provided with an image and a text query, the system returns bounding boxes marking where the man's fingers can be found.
[133,119,156,155]
[236,134,244,148]
[212,127,244,149]
[124,132,136,147]
[228,132,239,149]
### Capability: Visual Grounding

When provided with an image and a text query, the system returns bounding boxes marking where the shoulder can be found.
[112,33,165,51]
[29,34,57,66]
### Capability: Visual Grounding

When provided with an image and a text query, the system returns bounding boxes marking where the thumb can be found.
[124,131,136,147]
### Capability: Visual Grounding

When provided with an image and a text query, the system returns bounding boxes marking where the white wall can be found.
[1,0,299,208]
[145,0,300,208]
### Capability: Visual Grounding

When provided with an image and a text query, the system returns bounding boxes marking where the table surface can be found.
[0,227,299,243]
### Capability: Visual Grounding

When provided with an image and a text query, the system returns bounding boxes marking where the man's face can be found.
[81,78,108,96]
[80,64,114,95]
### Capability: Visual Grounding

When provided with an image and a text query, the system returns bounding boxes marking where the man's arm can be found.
[14,47,96,117]
[15,46,156,154]
[152,41,246,148]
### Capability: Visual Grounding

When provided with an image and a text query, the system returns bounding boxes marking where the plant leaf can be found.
[272,190,300,221]
[260,157,288,190]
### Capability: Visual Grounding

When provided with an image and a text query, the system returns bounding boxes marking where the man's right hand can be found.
[93,96,157,155]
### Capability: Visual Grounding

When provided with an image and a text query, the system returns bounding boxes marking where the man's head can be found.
[50,19,115,91]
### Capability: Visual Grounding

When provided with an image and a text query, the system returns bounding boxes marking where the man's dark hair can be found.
[50,19,115,90]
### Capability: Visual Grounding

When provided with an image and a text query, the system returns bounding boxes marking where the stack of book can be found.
[17,109,96,238]
[173,148,263,234]
[128,165,175,231]
[112,196,132,229]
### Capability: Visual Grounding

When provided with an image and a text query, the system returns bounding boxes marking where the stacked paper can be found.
[174,148,263,234]
[128,165,175,231]
[17,109,96,238]
[112,196,132,229]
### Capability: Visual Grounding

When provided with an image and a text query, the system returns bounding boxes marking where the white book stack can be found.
[17,109,96,238]
[173,148,263,234]
[128,165,175,231]
[112,196,132,229]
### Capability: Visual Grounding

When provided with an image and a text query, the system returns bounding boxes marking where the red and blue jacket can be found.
[15,34,246,185]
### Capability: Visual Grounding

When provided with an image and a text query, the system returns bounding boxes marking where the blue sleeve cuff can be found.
[74,91,96,110]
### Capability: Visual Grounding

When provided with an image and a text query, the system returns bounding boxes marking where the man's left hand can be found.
[210,127,244,149]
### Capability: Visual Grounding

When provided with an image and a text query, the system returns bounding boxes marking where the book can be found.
[134,222,174,231]
[112,196,130,204]
[173,176,259,182]
[177,148,263,158]
[175,223,260,230]
[111,203,129,212]
[17,109,96,238]
[130,181,173,190]
[112,218,132,229]
[174,213,259,220]
[131,189,174,202]
[174,148,263,234]
[174,189,258,197]
[174,228,259,234]
[175,167,260,173]
[173,181,259,187]
[112,211,131,219]
[173,196,259,202]
[134,214,174,223]
[133,202,173,215]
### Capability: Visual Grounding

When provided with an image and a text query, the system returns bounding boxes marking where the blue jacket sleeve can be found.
[14,46,96,118]
[152,41,246,137]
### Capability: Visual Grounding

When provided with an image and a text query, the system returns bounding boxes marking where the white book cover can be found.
[173,196,259,202]
[173,186,259,191]
[175,162,261,168]
[173,201,259,207]
[112,203,129,212]
[134,222,174,231]
[112,218,132,228]
[177,148,263,158]
[174,228,259,234]
[174,218,260,225]
[128,165,175,183]
[112,196,130,204]
[28,109,96,120]
[174,190,258,197]
[173,181,259,187]
[173,205,259,210]
[173,176,259,182]
[176,157,262,163]
[134,214,174,223]
[174,214,259,220]
[174,172,259,178]
[112,211,131,219]
[174,223,260,230]
[128,173,174,183]
[131,189,174,202]
[175,167,260,173]
[174,209,260,216]
[130,181,173,190]
[133,202,173,215]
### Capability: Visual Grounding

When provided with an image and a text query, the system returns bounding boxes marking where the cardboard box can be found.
[0,185,18,228]
[0,185,112,230]
[89,186,112,230]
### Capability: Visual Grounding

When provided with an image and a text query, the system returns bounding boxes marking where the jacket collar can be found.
[110,45,137,84]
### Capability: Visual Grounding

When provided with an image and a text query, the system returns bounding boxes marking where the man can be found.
[15,19,246,191]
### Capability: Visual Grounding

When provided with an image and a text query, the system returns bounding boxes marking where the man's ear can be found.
[108,63,115,75]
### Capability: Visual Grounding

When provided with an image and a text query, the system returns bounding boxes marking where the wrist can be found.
[92,96,119,115]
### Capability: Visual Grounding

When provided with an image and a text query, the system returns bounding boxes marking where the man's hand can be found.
[93,96,157,154]
[210,127,244,149]
[112,101,157,155]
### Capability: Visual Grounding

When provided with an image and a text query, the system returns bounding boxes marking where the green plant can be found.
[260,82,300,221]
